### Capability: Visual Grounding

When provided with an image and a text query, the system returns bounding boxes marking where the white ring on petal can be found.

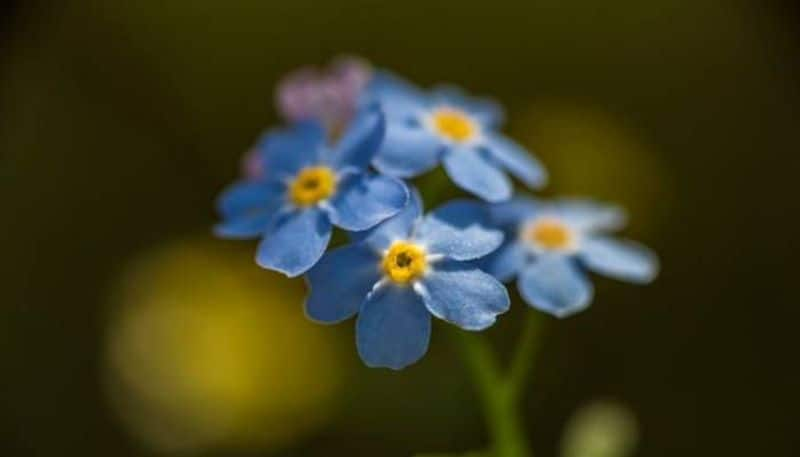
[422,105,485,146]
[518,216,583,255]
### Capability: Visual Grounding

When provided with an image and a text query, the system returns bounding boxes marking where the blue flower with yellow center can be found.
[305,192,510,370]
[480,198,659,318]
[363,72,547,202]
[215,105,409,277]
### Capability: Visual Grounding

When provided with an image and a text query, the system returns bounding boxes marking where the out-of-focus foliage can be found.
[561,401,639,457]
[516,102,672,234]
[105,238,347,453]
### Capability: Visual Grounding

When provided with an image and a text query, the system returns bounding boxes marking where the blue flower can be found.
[215,105,409,277]
[363,71,547,202]
[305,192,510,370]
[481,198,659,318]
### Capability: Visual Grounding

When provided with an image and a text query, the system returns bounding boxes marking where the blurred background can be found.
[2,0,799,456]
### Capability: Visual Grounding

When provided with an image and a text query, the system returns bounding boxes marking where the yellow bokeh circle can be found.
[105,238,347,453]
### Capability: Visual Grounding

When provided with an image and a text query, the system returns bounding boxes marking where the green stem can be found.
[450,313,542,457]
[508,312,542,401]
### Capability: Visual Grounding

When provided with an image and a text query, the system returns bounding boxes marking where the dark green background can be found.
[2,1,798,456]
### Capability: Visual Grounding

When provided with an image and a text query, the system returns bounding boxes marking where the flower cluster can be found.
[216,58,659,369]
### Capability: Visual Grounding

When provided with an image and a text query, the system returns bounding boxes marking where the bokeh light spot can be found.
[104,238,347,453]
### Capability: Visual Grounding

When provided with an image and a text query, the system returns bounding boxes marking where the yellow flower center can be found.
[289,166,337,207]
[381,241,428,284]
[524,218,575,251]
[430,108,478,143]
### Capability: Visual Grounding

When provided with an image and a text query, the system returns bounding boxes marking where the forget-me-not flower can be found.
[242,57,372,181]
[276,56,372,132]
[305,192,510,370]
[363,72,547,202]
[215,105,408,277]
[480,197,659,318]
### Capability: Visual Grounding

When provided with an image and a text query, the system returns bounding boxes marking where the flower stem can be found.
[450,312,542,457]
[508,312,542,402]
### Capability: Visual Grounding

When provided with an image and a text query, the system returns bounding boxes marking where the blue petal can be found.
[256,121,326,176]
[373,122,443,178]
[326,172,408,231]
[256,208,332,277]
[214,211,274,239]
[215,180,284,218]
[415,200,503,260]
[487,197,540,228]
[364,71,428,118]
[356,285,431,370]
[305,244,381,323]
[329,104,385,170]
[214,180,285,239]
[357,187,423,252]
[579,236,658,283]
[430,84,505,128]
[484,134,547,189]
[443,148,512,202]
[419,261,509,331]
[477,240,527,282]
[553,199,627,232]
[518,256,594,318]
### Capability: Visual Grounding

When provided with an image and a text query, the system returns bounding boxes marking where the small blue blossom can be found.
[481,198,659,318]
[305,192,510,370]
[215,105,409,277]
[363,71,547,202]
